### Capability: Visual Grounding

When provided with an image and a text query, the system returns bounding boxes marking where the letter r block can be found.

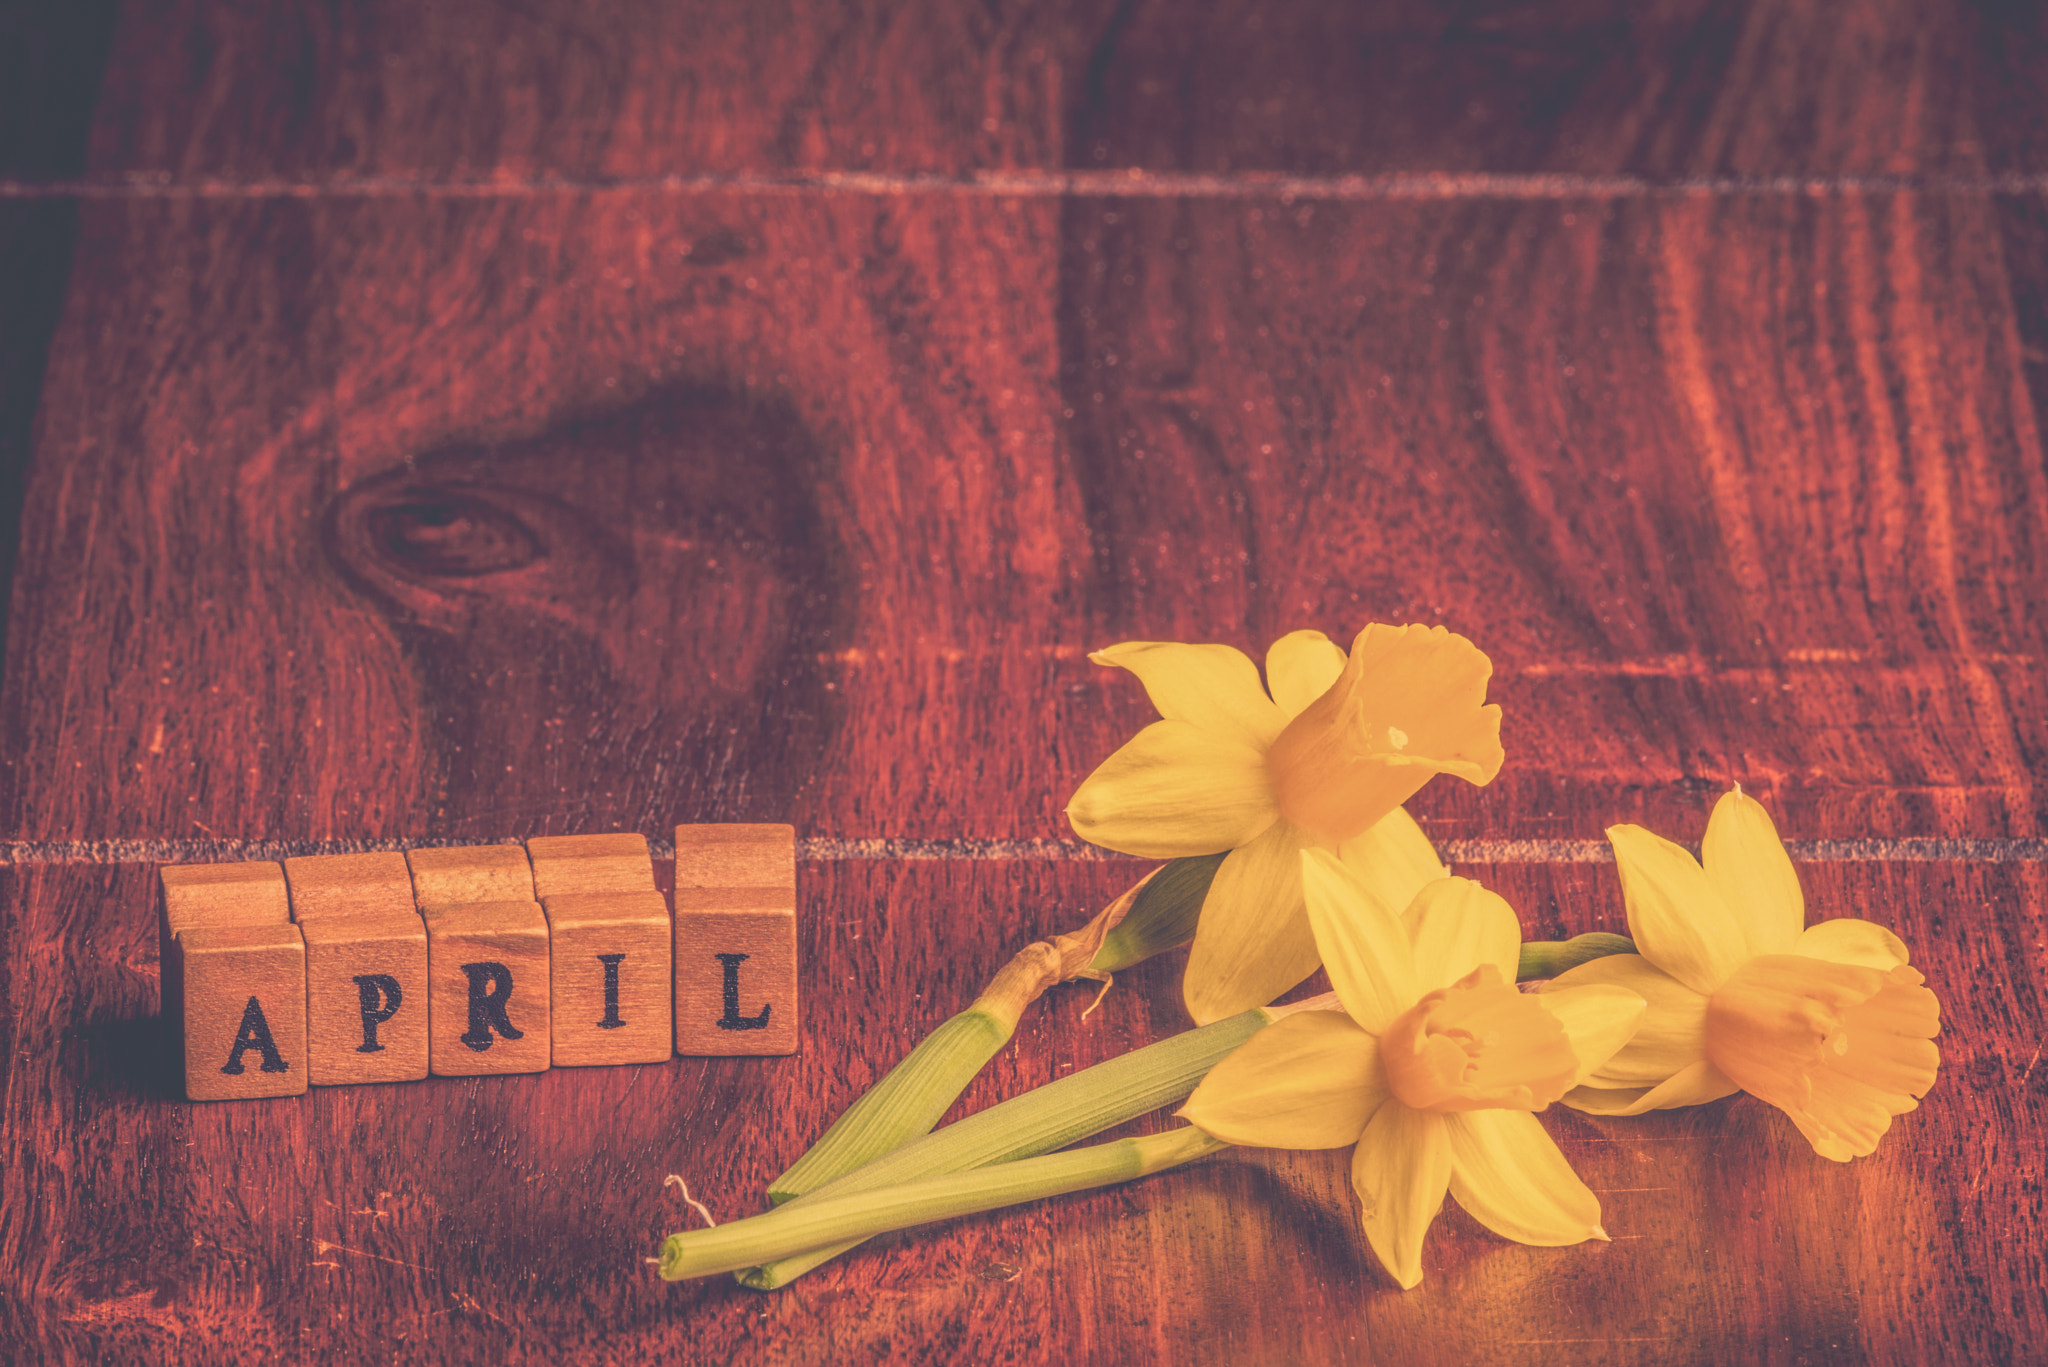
[425,901,550,1076]
[543,891,672,1066]
[406,845,534,913]
[179,922,308,1101]
[303,913,430,1086]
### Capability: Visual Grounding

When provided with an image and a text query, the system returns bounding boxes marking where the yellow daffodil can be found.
[1065,625,1504,1023]
[1179,849,1645,1289]
[1542,787,1941,1161]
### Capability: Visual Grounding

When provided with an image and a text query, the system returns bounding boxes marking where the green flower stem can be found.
[739,1000,1300,1288]
[661,1126,1229,1283]
[1518,932,1637,981]
[766,859,1223,1206]
[768,1005,1016,1204]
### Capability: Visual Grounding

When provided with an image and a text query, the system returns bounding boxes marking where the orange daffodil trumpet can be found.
[1180,848,1646,1289]
[1065,625,1504,1023]
[1543,787,1942,1161]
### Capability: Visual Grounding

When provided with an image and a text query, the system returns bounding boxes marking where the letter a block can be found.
[426,901,550,1076]
[178,922,308,1101]
[302,913,430,1086]
[543,891,672,1066]
[672,824,798,1056]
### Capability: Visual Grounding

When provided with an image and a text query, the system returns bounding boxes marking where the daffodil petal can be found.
[1701,787,1804,957]
[1351,1102,1451,1290]
[1561,1059,1741,1116]
[1445,1110,1606,1246]
[1090,640,1285,749]
[1339,807,1450,933]
[1405,877,1522,990]
[1792,918,1911,971]
[1607,823,1751,995]
[1542,954,1710,1086]
[1179,1010,1388,1149]
[1301,847,1419,1033]
[1182,823,1318,1024]
[1265,629,1347,719]
[1535,985,1648,1086]
[1065,719,1279,858]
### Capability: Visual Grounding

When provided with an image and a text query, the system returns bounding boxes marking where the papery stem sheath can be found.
[741,997,1330,1288]
[662,1126,1229,1282]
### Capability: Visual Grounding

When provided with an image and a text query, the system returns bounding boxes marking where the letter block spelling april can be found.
[527,833,655,899]
[425,901,551,1076]
[179,922,308,1101]
[672,888,797,1055]
[159,862,291,1015]
[406,844,534,912]
[303,912,430,1086]
[543,891,672,1066]
[672,824,798,1056]
[284,851,417,921]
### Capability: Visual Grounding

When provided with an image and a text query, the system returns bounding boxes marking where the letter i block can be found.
[301,914,430,1086]
[178,922,308,1100]
[425,901,551,1076]
[543,892,672,1066]
[527,833,655,899]
[405,844,534,912]
[672,824,798,1056]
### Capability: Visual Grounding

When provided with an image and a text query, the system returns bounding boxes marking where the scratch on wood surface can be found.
[2022,1046,2042,1085]
[7,170,2048,201]
[313,1239,434,1274]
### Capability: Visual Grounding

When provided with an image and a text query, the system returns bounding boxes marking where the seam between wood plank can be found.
[5,171,2048,201]
[1,836,2044,865]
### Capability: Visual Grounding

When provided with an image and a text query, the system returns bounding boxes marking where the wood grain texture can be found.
[425,900,552,1076]
[177,921,307,1101]
[672,886,800,1058]
[302,911,429,1085]
[1,0,2045,1361]
[407,844,536,911]
[528,832,655,900]
[544,890,672,1066]
[675,822,797,889]
[283,850,416,920]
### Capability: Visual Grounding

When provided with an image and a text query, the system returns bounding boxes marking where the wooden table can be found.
[3,3,2043,1362]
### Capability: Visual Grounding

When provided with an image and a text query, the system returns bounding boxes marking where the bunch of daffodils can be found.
[657,623,1943,1294]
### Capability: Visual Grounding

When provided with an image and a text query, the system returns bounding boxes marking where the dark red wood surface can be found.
[2,3,2045,1362]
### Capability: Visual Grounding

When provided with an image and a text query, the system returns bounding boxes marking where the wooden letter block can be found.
[179,922,308,1101]
[426,901,551,1076]
[673,886,798,1056]
[284,851,417,922]
[406,844,534,912]
[303,913,430,1086]
[674,823,795,891]
[543,891,672,1066]
[159,861,291,1010]
[527,832,656,900]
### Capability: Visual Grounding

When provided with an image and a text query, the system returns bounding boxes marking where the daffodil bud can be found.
[1517,932,1637,981]
[1088,852,1227,974]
